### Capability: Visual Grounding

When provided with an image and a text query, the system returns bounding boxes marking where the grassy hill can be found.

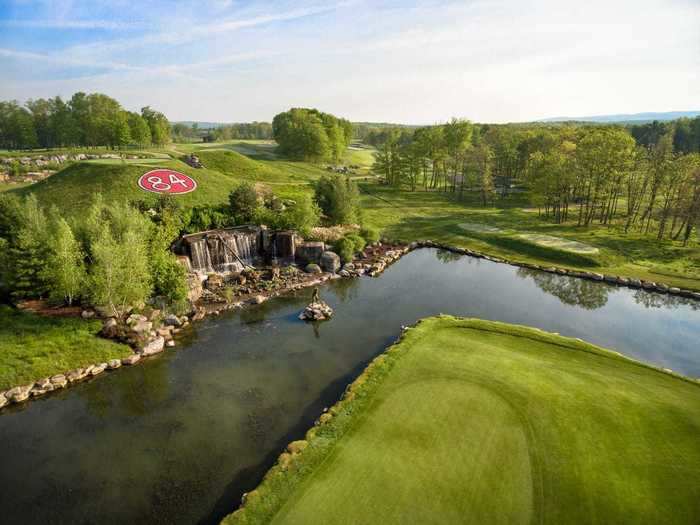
[14,160,241,214]
[224,316,700,525]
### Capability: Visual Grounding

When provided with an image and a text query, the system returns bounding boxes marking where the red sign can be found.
[138,169,197,194]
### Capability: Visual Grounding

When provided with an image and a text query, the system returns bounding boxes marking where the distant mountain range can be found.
[539,111,700,123]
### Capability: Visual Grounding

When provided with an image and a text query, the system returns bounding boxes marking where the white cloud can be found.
[1,0,698,122]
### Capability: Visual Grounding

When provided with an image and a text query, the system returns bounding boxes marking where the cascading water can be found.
[182,228,261,274]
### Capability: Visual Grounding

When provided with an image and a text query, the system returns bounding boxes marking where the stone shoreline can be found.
[2,240,698,411]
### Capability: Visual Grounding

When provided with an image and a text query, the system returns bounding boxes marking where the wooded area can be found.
[0,93,170,150]
[370,118,700,244]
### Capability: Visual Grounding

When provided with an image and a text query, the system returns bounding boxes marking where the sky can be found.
[1,0,699,124]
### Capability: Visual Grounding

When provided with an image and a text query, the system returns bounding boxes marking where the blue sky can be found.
[1,0,698,123]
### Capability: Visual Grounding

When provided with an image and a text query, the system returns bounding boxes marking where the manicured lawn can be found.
[0,306,131,391]
[224,316,700,525]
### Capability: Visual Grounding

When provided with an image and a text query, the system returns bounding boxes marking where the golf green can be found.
[224,317,700,525]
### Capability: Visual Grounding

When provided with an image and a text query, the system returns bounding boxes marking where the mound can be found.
[225,317,700,525]
[15,160,240,214]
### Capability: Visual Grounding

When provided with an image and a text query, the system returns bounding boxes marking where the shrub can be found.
[346,233,366,254]
[229,182,259,224]
[150,251,188,303]
[360,226,380,244]
[334,237,355,263]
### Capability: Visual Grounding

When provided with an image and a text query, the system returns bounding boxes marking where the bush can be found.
[151,251,188,303]
[346,233,366,254]
[334,237,355,263]
[314,175,360,225]
[229,182,259,224]
[360,226,380,244]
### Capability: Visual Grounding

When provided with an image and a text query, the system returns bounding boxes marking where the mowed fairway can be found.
[226,317,700,525]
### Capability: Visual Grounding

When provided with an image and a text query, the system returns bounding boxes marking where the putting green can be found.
[224,317,700,525]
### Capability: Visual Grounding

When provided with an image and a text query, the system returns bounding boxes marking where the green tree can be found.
[314,175,360,225]
[87,200,152,316]
[5,195,50,299]
[128,112,152,146]
[44,215,86,305]
[141,106,171,146]
[272,108,351,162]
[229,182,259,223]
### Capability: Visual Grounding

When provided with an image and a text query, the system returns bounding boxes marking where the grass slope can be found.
[14,159,242,214]
[224,316,700,525]
[0,306,131,390]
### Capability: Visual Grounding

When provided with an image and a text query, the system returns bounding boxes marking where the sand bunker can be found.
[517,233,599,254]
[458,223,503,234]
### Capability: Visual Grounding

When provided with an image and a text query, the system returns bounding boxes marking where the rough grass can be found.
[359,184,700,289]
[8,140,700,288]
[223,316,700,525]
[0,306,131,390]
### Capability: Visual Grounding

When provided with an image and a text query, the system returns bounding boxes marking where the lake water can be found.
[1,248,699,524]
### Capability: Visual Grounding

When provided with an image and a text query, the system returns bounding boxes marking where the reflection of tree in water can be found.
[516,268,611,310]
[633,289,700,310]
[435,249,463,264]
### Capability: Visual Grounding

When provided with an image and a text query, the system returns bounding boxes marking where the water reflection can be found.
[516,268,612,310]
[632,289,700,310]
[1,248,699,525]
[436,249,463,264]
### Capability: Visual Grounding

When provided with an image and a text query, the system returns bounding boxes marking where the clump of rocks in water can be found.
[299,290,334,321]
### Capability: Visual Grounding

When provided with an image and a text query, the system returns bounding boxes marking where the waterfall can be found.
[183,228,261,274]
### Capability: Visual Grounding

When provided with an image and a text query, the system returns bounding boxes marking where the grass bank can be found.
[0,306,131,391]
[359,184,700,290]
[223,316,700,525]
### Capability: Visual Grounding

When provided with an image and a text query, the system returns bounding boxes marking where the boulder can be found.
[122,354,141,366]
[166,340,176,348]
[0,393,7,409]
[6,385,32,403]
[164,314,183,327]
[130,319,153,335]
[305,263,322,274]
[107,359,122,370]
[50,374,68,388]
[91,363,107,376]
[141,336,165,356]
[102,318,119,338]
[296,242,325,264]
[320,251,341,273]
[205,273,225,291]
[186,274,203,302]
[126,313,148,325]
[250,295,267,305]
[81,309,96,319]
[66,368,87,382]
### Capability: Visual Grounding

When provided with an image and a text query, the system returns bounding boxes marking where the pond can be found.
[1,248,699,524]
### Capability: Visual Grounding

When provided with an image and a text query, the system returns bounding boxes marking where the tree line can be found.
[0,92,171,150]
[370,118,700,244]
[171,121,273,143]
